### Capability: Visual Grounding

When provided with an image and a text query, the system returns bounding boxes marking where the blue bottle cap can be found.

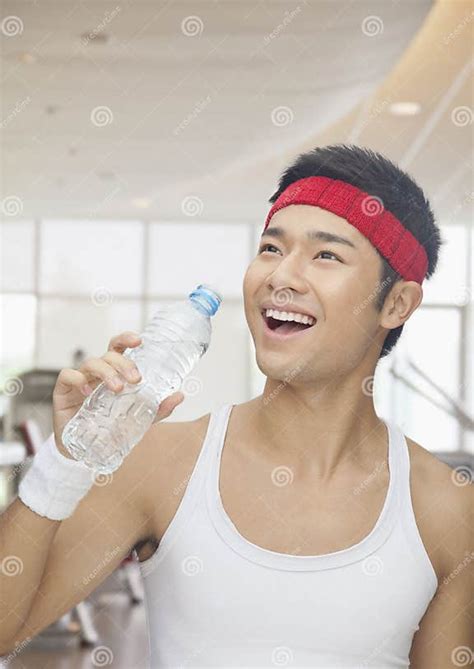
[188,284,222,316]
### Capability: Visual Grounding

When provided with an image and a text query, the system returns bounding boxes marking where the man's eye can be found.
[258,243,279,254]
[316,250,341,262]
[258,245,341,262]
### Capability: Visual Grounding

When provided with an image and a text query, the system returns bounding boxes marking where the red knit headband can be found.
[264,176,428,284]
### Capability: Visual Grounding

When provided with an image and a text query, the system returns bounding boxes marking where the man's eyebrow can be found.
[261,225,357,249]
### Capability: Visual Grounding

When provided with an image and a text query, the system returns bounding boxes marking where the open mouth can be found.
[260,310,317,337]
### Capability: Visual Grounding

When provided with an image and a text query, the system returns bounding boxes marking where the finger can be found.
[56,368,93,396]
[79,358,126,393]
[107,331,142,354]
[102,350,142,384]
[153,391,185,423]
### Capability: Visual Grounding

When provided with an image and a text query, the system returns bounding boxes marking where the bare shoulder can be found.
[407,436,472,511]
[406,436,473,580]
[130,411,212,496]
[125,410,212,555]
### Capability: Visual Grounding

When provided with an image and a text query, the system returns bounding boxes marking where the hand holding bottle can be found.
[52,331,184,458]
[60,285,221,473]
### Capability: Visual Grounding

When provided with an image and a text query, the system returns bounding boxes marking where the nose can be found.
[264,253,309,300]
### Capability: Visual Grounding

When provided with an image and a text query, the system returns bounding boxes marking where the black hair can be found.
[268,144,443,359]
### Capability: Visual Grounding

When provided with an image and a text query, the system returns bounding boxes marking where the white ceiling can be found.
[1,0,471,225]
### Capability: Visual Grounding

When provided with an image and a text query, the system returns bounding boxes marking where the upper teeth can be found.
[264,309,315,326]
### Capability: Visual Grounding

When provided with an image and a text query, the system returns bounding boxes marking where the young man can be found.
[1,145,472,668]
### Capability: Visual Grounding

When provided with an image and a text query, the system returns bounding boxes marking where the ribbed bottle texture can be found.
[62,284,222,473]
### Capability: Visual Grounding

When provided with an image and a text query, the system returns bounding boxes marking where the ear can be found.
[380,280,423,329]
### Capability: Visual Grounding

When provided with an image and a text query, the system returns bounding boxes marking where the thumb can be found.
[153,391,185,423]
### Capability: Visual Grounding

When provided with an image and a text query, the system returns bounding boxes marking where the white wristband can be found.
[18,433,95,521]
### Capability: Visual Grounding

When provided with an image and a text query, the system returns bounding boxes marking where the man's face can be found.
[243,204,390,383]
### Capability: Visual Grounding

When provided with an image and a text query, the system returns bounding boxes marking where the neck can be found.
[249,372,387,481]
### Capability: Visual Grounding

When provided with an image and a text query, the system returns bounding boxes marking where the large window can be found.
[0,219,252,425]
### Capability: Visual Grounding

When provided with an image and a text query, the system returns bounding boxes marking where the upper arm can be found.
[409,479,474,668]
[11,420,180,645]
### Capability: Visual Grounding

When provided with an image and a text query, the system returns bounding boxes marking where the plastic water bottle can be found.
[62,284,222,474]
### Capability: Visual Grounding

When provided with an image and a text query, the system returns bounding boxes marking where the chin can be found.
[255,351,307,382]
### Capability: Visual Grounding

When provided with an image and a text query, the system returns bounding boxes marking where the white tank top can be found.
[138,403,438,668]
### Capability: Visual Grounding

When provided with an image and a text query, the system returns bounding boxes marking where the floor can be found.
[1,573,150,669]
